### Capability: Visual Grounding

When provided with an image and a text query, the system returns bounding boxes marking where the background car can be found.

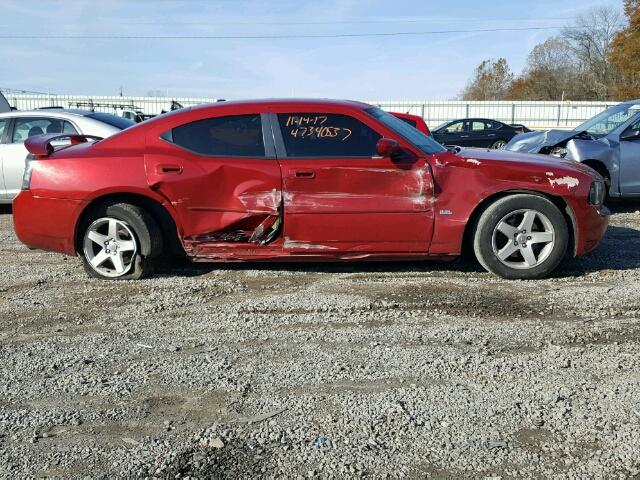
[505,100,640,199]
[0,109,134,203]
[390,112,431,135]
[431,118,522,149]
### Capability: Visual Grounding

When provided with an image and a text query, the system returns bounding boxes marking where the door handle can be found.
[157,164,182,174]
[293,170,315,178]
[459,135,470,138]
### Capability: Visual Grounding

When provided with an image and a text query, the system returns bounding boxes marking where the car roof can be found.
[0,108,97,119]
[188,98,373,112]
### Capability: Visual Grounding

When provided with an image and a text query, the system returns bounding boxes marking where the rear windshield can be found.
[366,107,445,155]
[87,112,135,130]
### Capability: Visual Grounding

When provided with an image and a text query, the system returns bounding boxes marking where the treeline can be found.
[461,1,640,101]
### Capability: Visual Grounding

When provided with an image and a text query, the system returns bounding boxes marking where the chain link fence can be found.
[3,94,617,130]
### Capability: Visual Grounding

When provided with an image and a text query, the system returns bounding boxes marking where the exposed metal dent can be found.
[237,189,281,214]
[283,237,337,250]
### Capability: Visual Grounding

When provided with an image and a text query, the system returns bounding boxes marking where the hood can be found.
[453,147,598,178]
[505,129,587,153]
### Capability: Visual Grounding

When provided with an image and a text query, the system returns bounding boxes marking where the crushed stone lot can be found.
[1,204,640,478]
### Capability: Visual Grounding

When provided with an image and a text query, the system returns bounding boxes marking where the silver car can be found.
[505,100,640,199]
[0,109,134,203]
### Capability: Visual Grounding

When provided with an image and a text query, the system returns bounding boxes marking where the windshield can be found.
[574,103,640,137]
[365,107,446,155]
[87,112,135,130]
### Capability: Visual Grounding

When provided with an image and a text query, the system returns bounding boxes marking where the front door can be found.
[272,110,434,254]
[620,118,640,195]
[144,113,283,252]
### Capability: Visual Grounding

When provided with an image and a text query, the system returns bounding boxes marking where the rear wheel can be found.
[473,194,568,279]
[80,203,162,280]
[490,139,507,149]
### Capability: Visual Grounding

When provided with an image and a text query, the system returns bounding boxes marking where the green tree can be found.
[461,58,514,100]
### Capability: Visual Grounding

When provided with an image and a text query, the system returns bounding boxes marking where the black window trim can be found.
[158,112,276,159]
[267,112,384,159]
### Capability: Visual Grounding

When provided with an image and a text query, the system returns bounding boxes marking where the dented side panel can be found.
[144,146,282,248]
[279,157,435,252]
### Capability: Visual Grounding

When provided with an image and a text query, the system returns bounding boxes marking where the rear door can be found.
[272,110,434,254]
[619,118,640,195]
[468,120,491,147]
[144,113,283,251]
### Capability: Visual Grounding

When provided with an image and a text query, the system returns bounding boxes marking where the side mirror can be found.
[376,138,400,157]
[620,129,640,142]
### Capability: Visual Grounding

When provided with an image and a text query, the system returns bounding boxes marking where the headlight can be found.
[588,180,605,205]
[550,147,568,158]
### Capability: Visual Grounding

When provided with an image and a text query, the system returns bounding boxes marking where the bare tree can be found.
[562,6,623,100]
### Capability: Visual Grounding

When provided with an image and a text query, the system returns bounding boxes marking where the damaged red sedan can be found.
[13,99,609,280]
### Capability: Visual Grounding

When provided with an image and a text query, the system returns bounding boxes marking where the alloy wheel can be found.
[491,209,555,270]
[83,217,138,278]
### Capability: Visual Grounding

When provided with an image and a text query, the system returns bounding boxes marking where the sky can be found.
[0,0,623,101]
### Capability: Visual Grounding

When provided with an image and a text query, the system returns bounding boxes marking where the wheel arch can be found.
[461,189,577,259]
[74,192,184,257]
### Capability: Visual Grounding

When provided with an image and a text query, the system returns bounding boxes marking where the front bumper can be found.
[574,204,610,256]
[13,191,84,256]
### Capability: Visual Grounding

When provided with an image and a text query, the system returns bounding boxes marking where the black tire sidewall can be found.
[473,195,569,279]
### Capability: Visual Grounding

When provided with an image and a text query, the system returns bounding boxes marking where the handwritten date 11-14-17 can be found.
[285,115,353,141]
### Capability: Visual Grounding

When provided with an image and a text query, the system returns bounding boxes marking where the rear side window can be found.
[168,114,265,157]
[485,121,502,130]
[0,118,8,143]
[278,113,381,157]
[471,121,485,131]
[11,117,78,143]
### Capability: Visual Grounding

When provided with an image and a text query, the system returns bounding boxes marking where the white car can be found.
[0,109,134,203]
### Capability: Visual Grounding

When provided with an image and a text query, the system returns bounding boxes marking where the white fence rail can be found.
[3,94,618,130]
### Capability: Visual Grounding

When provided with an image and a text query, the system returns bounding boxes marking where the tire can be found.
[490,139,507,149]
[80,203,163,280]
[473,194,568,279]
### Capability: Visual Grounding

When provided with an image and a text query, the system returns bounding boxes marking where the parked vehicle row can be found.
[0,109,134,203]
[506,100,640,199]
[13,99,609,281]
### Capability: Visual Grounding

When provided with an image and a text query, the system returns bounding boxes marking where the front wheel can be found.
[80,203,162,280]
[473,194,569,279]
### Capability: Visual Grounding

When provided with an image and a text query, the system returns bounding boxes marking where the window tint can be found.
[12,117,76,143]
[169,114,264,157]
[485,121,502,130]
[87,112,135,130]
[471,121,485,131]
[278,113,381,157]
[0,118,8,143]
[398,117,418,128]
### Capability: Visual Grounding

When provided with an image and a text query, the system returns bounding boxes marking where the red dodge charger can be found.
[13,99,609,280]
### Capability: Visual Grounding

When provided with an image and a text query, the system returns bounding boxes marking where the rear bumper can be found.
[574,204,610,256]
[13,191,83,256]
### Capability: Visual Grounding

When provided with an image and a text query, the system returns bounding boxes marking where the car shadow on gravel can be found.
[157,223,640,280]
[0,205,12,215]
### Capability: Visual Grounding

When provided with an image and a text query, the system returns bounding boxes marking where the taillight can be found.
[22,155,34,190]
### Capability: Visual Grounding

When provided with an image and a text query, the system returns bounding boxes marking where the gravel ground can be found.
[1,203,640,479]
